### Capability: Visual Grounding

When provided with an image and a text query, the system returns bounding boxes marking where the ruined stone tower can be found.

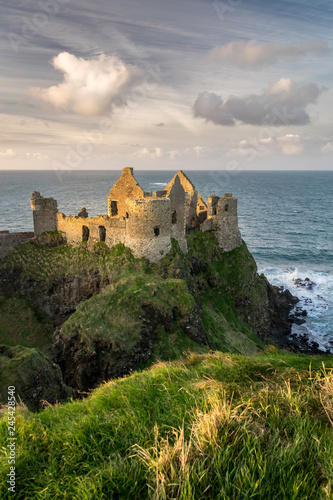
[165,170,198,232]
[207,193,242,252]
[30,192,58,237]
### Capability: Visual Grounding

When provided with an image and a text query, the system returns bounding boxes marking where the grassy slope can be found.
[0,293,53,354]
[0,351,332,499]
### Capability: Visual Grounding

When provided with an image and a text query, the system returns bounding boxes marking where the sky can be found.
[0,0,332,171]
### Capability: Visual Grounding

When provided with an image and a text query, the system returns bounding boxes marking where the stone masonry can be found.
[0,168,243,262]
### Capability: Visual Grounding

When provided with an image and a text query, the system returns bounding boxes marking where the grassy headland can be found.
[0,351,332,499]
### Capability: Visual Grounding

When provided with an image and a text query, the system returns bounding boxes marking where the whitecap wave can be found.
[259,266,333,352]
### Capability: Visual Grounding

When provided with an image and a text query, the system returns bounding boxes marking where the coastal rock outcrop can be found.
[52,274,209,391]
[0,345,73,411]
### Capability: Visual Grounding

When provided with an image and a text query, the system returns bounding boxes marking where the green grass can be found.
[61,273,196,352]
[0,293,53,354]
[0,351,332,499]
[1,240,145,288]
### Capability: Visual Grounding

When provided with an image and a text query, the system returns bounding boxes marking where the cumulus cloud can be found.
[321,141,333,153]
[276,134,304,155]
[193,92,234,126]
[134,147,163,159]
[0,148,16,157]
[194,78,325,127]
[207,39,329,68]
[30,52,144,116]
[0,149,48,161]
[232,134,304,157]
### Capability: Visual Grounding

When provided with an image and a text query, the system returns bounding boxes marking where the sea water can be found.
[1,169,332,351]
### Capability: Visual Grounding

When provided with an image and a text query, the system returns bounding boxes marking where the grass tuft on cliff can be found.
[0,351,332,499]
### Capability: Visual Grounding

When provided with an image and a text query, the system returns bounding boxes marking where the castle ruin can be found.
[0,169,242,261]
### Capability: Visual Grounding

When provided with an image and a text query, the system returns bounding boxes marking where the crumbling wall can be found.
[30,192,58,237]
[57,214,126,248]
[197,194,208,224]
[125,198,172,262]
[165,171,199,231]
[213,194,242,252]
[165,176,188,254]
[108,167,144,218]
[0,231,34,259]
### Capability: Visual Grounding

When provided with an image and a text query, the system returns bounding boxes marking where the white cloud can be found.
[207,39,329,68]
[0,148,16,157]
[30,52,144,116]
[194,78,325,127]
[134,147,163,159]
[231,134,304,157]
[276,134,304,155]
[321,141,333,153]
[193,146,209,157]
[168,150,180,160]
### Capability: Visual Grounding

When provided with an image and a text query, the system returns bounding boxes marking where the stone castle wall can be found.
[56,213,126,248]
[30,192,58,237]
[0,231,34,259]
[125,198,172,262]
[166,176,187,254]
[26,168,242,263]
[107,167,144,218]
[211,194,242,252]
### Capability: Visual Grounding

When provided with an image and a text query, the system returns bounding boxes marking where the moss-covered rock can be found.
[0,345,73,411]
[52,273,209,391]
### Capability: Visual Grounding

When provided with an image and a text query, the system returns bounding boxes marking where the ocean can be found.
[1,169,332,351]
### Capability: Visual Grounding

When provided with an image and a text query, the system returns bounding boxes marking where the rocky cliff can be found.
[0,230,314,404]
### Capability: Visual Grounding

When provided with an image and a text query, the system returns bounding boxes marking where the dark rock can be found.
[0,345,73,411]
[293,277,316,291]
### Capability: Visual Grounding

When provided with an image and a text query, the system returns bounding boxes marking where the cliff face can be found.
[0,231,304,396]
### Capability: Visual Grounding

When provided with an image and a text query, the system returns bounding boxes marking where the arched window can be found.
[225,204,229,212]
[171,210,177,224]
[99,226,106,242]
[154,226,160,237]
[82,226,90,242]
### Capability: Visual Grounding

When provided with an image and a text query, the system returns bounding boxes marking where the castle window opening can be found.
[171,211,177,224]
[225,204,229,212]
[82,225,90,242]
[110,200,118,216]
[154,226,160,237]
[126,212,129,219]
[99,226,106,242]
[200,205,204,211]
[212,208,217,216]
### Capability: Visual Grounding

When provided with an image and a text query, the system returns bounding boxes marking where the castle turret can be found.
[207,193,242,252]
[125,198,172,262]
[30,192,58,237]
